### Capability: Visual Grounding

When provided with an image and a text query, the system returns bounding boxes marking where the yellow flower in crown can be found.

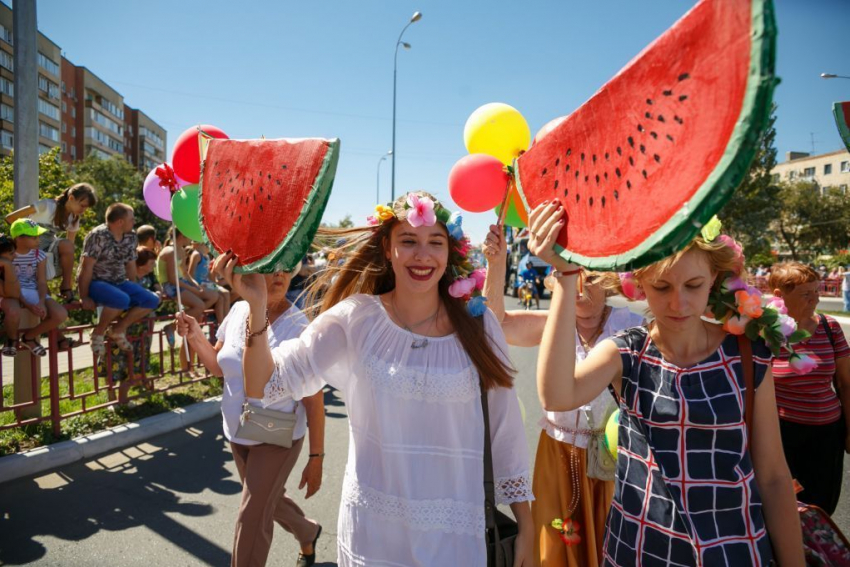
[375,204,395,222]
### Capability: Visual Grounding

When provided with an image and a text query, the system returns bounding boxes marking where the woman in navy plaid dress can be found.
[527,202,804,567]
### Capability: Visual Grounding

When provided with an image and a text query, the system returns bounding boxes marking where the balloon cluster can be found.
[449,104,562,227]
[142,124,229,242]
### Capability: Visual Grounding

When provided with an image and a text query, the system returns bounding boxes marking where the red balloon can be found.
[171,124,229,184]
[448,154,509,213]
[532,115,566,146]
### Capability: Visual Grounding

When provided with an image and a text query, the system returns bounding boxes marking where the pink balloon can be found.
[532,115,567,146]
[448,154,509,213]
[143,166,174,221]
[172,124,229,184]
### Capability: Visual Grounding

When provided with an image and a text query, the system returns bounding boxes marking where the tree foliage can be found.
[774,180,850,261]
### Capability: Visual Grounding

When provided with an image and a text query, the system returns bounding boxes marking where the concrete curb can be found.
[0,396,222,485]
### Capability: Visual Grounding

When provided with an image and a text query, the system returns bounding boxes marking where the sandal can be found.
[59,288,77,303]
[90,333,106,358]
[1,339,16,357]
[19,338,47,357]
[57,336,83,351]
[108,331,134,352]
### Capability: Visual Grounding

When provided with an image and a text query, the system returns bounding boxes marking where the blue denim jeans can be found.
[88,280,160,311]
[843,289,850,312]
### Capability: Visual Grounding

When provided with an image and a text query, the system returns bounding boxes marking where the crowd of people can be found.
[5,184,850,566]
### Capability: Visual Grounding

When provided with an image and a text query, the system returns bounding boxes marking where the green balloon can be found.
[171,184,204,242]
[495,200,527,228]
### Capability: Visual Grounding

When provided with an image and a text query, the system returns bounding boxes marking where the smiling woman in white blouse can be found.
[215,191,534,567]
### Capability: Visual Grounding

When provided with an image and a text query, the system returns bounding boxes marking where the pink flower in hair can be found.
[448,277,476,299]
[722,314,751,336]
[406,193,437,228]
[789,353,817,374]
[456,237,472,257]
[766,297,788,315]
[618,273,646,301]
[717,235,745,274]
[470,268,487,291]
[366,215,379,226]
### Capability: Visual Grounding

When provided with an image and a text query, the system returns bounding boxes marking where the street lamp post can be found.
[376,150,392,204]
[821,73,850,80]
[391,11,422,201]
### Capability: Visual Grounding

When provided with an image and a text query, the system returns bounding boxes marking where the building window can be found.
[788,171,797,180]
[61,141,66,152]
[70,145,76,159]
[0,24,13,45]
[842,184,849,194]
[71,126,76,137]
[1,130,13,149]
[37,52,60,76]
[37,75,60,99]
[841,161,850,173]
[37,98,60,121]
[62,123,66,133]
[70,106,76,119]
[39,122,60,142]
[0,50,13,72]
[824,163,833,175]
[89,108,123,135]
[771,173,780,183]
[61,100,66,113]
[803,167,816,178]
[0,76,13,97]
[0,103,13,122]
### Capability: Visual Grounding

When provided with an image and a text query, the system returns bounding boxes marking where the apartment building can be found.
[771,149,850,194]
[1,1,166,170]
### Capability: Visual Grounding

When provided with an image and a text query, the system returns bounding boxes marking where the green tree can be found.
[718,106,779,254]
[775,180,850,260]
[0,147,77,212]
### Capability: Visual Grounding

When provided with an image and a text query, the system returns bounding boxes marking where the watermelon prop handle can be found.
[170,223,191,360]
[833,102,850,152]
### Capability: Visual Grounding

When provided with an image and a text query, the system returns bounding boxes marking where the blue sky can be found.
[36,0,850,243]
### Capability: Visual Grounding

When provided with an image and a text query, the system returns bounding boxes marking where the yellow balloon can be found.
[464,103,531,166]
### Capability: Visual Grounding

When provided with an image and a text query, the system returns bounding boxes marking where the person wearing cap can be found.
[0,233,21,356]
[10,219,68,356]
[77,203,160,358]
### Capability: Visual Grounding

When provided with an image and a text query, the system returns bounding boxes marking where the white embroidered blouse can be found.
[264,294,533,567]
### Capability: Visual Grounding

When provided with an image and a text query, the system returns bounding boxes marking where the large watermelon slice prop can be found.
[199,138,340,273]
[515,0,777,271]
[833,102,850,152]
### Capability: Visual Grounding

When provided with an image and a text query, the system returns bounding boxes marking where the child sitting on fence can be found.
[10,219,68,357]
[0,234,21,356]
[187,241,229,324]
[136,225,161,256]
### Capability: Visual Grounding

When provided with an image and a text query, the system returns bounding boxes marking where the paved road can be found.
[1,295,849,566]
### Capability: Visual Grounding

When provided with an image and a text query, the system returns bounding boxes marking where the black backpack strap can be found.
[819,314,840,394]
[481,382,502,563]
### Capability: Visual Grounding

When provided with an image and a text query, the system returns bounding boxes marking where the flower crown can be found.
[620,216,813,373]
[367,192,488,317]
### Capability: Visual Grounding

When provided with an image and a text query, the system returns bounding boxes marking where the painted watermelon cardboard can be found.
[199,138,340,273]
[833,102,850,153]
[515,0,777,271]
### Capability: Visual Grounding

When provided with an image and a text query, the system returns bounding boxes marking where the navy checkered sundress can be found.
[605,327,775,567]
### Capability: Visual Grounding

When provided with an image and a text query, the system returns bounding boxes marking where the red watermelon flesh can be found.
[515,0,776,271]
[200,138,340,273]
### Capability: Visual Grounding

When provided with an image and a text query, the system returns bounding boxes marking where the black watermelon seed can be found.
[629,156,635,166]
[230,188,235,193]
[259,186,263,192]
[679,95,688,102]
[627,137,634,147]
[235,173,240,179]
[281,165,287,169]
[657,115,666,123]
[601,196,606,207]
[565,164,570,173]
[218,183,223,189]
[230,211,234,218]
[627,180,632,189]
[542,168,548,175]
[639,145,646,154]
[646,98,653,105]
[555,158,560,166]
[615,168,621,177]
[564,189,569,197]
[645,112,652,119]
[238,215,242,221]
[650,132,658,139]
[592,154,597,163]
[678,72,690,81]
[637,124,645,133]
[584,175,589,183]
[581,153,585,162]
[268,174,272,180]
[267,194,272,201]
[616,147,622,156]
[276,179,281,185]
[674,116,684,124]
[667,134,674,142]
[575,171,580,179]
[663,90,673,96]
[654,154,661,163]
[604,172,608,180]
[589,197,594,207]
[554,180,559,190]
[567,148,572,156]
[642,170,648,179]
[595,175,600,184]
[576,194,580,203]
[259,204,263,212]
[605,152,609,160]
[613,190,619,200]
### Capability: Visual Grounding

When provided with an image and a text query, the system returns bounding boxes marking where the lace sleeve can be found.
[496,473,534,505]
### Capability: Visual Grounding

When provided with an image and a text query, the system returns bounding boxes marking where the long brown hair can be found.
[304,192,514,390]
[53,183,96,230]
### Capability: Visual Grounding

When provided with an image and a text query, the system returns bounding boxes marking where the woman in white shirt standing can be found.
[5,183,97,304]
[215,191,534,567]
[176,269,325,567]
[482,225,642,567]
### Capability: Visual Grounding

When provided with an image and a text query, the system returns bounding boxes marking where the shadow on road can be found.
[0,419,241,565]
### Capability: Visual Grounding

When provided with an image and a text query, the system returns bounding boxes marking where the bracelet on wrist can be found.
[308,452,325,459]
[245,309,270,347]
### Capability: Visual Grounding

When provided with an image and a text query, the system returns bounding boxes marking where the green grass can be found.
[0,355,222,456]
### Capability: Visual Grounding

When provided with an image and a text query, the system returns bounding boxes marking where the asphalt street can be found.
[1,295,849,566]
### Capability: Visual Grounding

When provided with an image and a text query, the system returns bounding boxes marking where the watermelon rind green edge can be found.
[198,138,340,274]
[833,103,850,153]
[515,0,777,272]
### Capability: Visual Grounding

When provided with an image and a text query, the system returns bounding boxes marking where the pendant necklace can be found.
[391,291,439,349]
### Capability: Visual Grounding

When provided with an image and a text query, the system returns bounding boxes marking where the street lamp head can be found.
[821,73,838,79]
[411,11,422,23]
[401,42,411,50]
[387,150,393,156]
